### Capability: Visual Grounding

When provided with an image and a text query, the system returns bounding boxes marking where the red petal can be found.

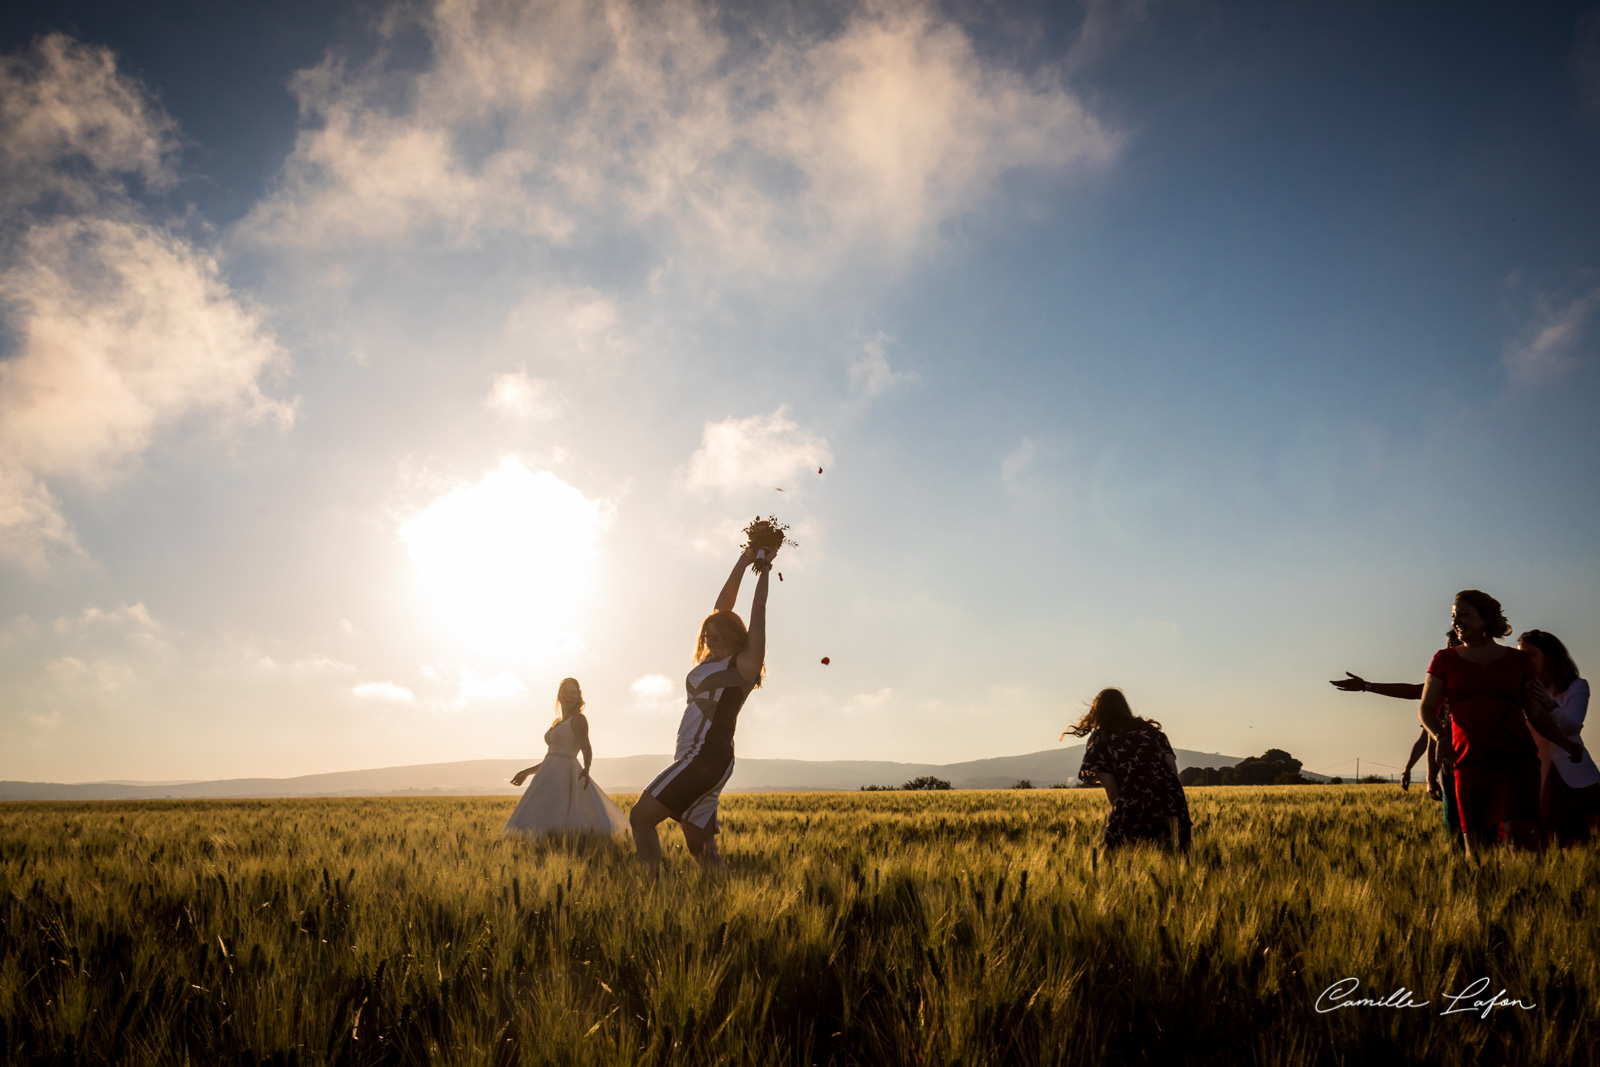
[820,657,830,665]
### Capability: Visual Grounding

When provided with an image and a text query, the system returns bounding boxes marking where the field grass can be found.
[1,786,1596,1065]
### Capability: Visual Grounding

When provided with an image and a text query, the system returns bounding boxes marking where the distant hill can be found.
[0,747,1251,801]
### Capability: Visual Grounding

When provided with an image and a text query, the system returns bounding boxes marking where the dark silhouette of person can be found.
[1418,591,1579,857]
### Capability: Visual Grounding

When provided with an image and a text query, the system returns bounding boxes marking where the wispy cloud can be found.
[242,0,1118,280]
[485,367,564,420]
[351,681,419,704]
[0,34,177,212]
[0,35,294,574]
[1504,285,1597,387]
[684,409,832,494]
[849,333,912,398]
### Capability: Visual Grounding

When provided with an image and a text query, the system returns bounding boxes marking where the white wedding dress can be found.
[502,716,630,837]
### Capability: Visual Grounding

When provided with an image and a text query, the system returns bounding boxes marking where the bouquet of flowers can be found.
[741,515,796,566]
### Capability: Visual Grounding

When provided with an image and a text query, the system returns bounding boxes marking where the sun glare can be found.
[399,457,612,660]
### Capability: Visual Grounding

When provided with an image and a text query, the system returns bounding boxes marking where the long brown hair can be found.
[695,610,748,664]
[1518,630,1580,694]
[1061,688,1162,739]
[552,677,584,726]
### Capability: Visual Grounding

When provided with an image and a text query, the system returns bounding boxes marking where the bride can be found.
[503,678,630,837]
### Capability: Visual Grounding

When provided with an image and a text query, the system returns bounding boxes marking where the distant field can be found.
[1,788,1595,1065]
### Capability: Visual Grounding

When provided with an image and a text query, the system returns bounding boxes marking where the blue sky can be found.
[2,0,1598,783]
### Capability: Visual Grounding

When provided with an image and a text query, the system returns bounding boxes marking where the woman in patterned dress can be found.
[1066,688,1192,851]
[630,545,774,872]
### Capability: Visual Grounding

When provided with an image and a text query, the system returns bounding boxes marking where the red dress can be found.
[1427,646,1539,832]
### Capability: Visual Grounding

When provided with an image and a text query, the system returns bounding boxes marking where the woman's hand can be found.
[1329,672,1367,692]
[1566,740,1584,763]
[509,763,540,787]
[579,766,591,790]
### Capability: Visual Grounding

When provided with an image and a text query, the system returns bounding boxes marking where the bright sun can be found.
[399,456,612,659]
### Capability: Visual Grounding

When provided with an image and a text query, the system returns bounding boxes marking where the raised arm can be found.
[715,551,754,613]
[1330,673,1424,700]
[736,557,770,685]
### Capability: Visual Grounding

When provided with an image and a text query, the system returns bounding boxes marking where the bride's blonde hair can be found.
[552,677,584,725]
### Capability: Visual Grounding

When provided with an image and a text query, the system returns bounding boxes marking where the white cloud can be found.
[1001,437,1041,486]
[485,366,564,420]
[0,34,177,212]
[851,687,894,710]
[849,333,911,398]
[503,287,635,369]
[1505,286,1597,387]
[0,36,295,574]
[50,602,162,635]
[242,0,1118,278]
[630,673,674,700]
[352,681,419,704]
[685,408,832,494]
[454,667,528,704]
[290,654,358,678]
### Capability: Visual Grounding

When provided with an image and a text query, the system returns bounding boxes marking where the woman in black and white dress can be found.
[630,546,773,871]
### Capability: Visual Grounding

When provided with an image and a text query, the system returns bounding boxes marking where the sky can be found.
[2,0,1599,784]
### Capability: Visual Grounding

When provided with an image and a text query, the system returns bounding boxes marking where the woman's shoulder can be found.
[1427,646,1460,673]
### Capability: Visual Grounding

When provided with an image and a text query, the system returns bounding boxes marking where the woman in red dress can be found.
[1418,590,1581,856]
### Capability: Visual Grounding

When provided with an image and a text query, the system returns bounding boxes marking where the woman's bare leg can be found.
[682,821,727,872]
[630,793,674,871]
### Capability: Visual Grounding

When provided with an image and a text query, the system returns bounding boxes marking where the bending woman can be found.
[1067,688,1192,852]
[631,546,773,872]
[1418,590,1580,856]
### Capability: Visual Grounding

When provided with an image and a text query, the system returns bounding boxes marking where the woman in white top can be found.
[1518,630,1599,846]
[502,678,629,837]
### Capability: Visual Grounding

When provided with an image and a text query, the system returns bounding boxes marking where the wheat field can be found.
[0,786,1595,1065]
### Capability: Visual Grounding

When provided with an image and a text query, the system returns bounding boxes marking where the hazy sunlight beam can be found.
[398,457,612,661]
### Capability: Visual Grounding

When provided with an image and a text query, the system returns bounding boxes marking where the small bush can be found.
[901,775,951,791]
[1012,779,1033,790]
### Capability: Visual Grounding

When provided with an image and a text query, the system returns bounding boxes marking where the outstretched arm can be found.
[1330,673,1424,700]
[715,551,755,612]
[509,763,541,787]
[736,558,771,685]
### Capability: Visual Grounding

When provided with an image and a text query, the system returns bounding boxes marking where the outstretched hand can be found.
[1329,672,1366,692]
